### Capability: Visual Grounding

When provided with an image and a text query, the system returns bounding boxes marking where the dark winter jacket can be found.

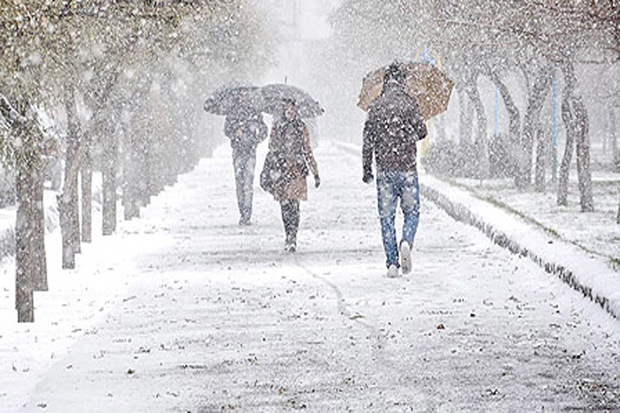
[224,107,268,151]
[362,82,427,173]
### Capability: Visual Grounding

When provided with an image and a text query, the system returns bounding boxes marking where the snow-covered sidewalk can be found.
[1,142,619,412]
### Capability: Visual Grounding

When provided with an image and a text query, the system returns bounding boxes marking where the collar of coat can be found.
[277,115,304,129]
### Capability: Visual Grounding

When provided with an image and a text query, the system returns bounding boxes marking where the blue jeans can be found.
[376,170,420,268]
[232,145,257,222]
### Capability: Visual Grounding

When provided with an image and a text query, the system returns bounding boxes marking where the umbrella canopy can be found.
[203,81,263,116]
[261,84,324,118]
[358,62,454,119]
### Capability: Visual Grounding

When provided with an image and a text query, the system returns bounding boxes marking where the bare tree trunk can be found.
[535,127,547,192]
[489,72,520,144]
[457,85,473,145]
[32,158,47,291]
[122,119,141,220]
[518,64,553,190]
[563,60,594,212]
[611,108,618,171]
[602,113,608,153]
[465,73,489,179]
[81,143,92,243]
[558,93,575,206]
[15,155,35,322]
[149,78,169,195]
[2,98,47,321]
[575,105,594,212]
[148,134,164,198]
[60,87,82,269]
[135,130,154,207]
[102,126,118,235]
[138,116,151,208]
[489,71,521,180]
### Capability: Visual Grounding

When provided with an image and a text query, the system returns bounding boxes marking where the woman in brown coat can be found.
[266,99,320,252]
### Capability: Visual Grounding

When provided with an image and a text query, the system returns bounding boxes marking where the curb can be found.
[331,139,620,321]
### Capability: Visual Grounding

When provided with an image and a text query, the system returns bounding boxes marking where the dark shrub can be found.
[489,134,518,178]
[422,140,480,178]
[423,135,520,180]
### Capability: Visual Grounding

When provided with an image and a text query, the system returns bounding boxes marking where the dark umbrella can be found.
[203,81,263,116]
[260,84,324,118]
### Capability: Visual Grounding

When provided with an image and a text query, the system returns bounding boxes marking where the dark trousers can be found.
[280,200,300,244]
[232,145,257,222]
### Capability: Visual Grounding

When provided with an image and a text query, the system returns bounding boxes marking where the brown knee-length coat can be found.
[267,116,319,201]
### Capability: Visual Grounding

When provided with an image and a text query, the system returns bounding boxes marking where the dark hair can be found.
[282,98,296,106]
[384,62,406,85]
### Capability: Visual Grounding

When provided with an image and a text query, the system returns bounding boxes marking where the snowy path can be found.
[5,142,620,412]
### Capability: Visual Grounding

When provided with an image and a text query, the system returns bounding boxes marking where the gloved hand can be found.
[314,175,321,188]
[362,169,374,184]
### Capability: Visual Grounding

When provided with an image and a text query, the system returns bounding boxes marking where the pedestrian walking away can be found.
[362,62,428,278]
[260,98,320,252]
[223,91,268,226]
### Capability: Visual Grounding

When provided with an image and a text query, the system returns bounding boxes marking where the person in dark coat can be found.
[224,93,268,226]
[362,63,428,277]
[265,99,320,252]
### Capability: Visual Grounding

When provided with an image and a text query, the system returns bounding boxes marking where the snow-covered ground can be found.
[1,142,619,412]
[451,173,620,268]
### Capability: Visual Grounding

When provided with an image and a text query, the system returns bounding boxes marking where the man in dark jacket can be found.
[224,95,268,225]
[362,63,428,277]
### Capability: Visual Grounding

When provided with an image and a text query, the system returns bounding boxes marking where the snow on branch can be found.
[0,94,26,128]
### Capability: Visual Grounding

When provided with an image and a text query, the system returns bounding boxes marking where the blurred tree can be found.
[0,0,274,321]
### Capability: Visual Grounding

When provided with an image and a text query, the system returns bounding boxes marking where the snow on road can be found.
[2,142,619,412]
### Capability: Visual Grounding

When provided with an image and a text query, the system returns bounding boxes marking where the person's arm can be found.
[408,100,427,141]
[362,113,375,183]
[415,116,428,141]
[224,116,243,140]
[224,116,234,138]
[268,120,278,152]
[257,116,268,143]
[302,124,320,187]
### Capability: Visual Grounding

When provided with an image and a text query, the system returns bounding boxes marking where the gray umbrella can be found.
[260,84,324,118]
[203,81,263,116]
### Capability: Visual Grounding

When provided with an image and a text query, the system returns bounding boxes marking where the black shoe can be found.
[239,217,251,226]
[284,241,296,253]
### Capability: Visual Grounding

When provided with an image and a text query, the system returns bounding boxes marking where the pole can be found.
[552,75,558,182]
[494,86,499,137]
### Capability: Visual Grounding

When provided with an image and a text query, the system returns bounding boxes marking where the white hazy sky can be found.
[296,0,339,39]
[261,0,341,86]
[264,0,341,39]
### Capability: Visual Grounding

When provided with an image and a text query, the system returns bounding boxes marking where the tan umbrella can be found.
[358,62,454,119]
